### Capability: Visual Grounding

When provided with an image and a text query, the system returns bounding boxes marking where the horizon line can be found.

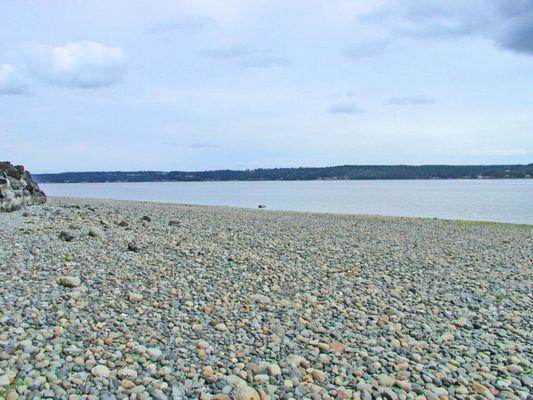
[31,162,533,175]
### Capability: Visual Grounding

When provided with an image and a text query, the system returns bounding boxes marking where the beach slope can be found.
[0,197,531,399]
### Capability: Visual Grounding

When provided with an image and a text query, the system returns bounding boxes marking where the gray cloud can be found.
[0,64,29,95]
[328,104,366,114]
[498,10,533,54]
[387,96,435,105]
[343,41,387,60]
[401,4,486,38]
[24,41,127,88]
[398,21,481,39]
[363,0,533,55]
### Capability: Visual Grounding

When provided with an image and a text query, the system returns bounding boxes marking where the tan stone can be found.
[232,385,260,400]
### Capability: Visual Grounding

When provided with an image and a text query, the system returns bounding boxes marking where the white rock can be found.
[91,365,111,378]
[117,368,137,379]
[0,374,10,387]
[250,294,271,304]
[128,292,143,302]
[58,276,81,288]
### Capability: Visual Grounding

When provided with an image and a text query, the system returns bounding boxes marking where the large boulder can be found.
[0,162,46,212]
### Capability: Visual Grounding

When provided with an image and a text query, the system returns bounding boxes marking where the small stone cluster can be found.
[0,162,46,212]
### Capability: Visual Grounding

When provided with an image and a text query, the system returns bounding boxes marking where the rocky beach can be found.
[0,197,531,400]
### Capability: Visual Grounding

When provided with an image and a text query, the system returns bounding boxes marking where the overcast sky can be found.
[1,0,532,172]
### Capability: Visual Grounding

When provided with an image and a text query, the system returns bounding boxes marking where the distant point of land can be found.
[34,164,533,183]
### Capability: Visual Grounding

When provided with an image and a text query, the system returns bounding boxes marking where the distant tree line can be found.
[34,164,533,183]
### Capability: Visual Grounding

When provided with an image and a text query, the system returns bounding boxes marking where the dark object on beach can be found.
[0,161,46,212]
[128,241,140,252]
[141,215,151,222]
[168,220,180,227]
[258,204,267,209]
[59,231,75,242]
[118,220,129,228]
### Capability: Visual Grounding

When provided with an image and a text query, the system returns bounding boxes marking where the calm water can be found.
[40,180,533,224]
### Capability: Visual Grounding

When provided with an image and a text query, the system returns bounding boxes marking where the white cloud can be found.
[25,41,127,88]
[0,64,29,95]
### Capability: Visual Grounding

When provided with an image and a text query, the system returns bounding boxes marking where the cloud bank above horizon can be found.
[0,0,532,172]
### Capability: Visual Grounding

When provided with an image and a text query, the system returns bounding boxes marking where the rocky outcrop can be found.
[0,162,46,212]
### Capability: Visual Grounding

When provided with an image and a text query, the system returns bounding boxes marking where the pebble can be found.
[128,241,140,252]
[57,276,81,287]
[121,379,136,389]
[147,347,163,359]
[91,365,111,378]
[395,380,412,391]
[309,369,327,383]
[117,368,137,379]
[58,230,74,241]
[215,323,227,332]
[266,364,281,377]
[378,374,395,387]
[0,374,10,386]
[250,294,271,304]
[6,391,19,400]
[128,292,143,302]
[232,385,260,400]
[88,227,104,238]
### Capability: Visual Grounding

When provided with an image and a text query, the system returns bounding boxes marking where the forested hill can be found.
[33,164,533,183]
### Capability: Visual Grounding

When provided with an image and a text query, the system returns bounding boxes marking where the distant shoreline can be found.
[38,176,532,184]
[33,164,533,183]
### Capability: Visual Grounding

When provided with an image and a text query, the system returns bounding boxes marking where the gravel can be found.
[0,196,531,400]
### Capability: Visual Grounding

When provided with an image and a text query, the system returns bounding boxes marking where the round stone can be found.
[91,365,111,378]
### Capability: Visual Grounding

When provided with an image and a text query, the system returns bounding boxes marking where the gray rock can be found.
[58,231,75,242]
[88,227,105,238]
[0,374,10,387]
[128,241,140,252]
[0,162,46,212]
